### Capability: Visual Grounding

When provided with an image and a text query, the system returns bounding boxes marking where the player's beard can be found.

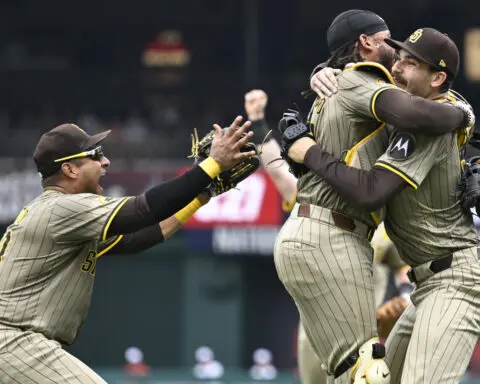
[378,45,395,71]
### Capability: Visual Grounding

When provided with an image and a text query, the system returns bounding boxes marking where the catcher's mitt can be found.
[376,296,408,338]
[278,109,315,178]
[189,127,260,197]
[457,156,480,212]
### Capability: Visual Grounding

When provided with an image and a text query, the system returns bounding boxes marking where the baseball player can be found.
[296,223,412,384]
[287,28,479,383]
[273,10,473,384]
[0,119,255,383]
[245,90,412,384]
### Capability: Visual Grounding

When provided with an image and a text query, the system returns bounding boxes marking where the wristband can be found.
[199,157,222,179]
[398,282,414,302]
[174,198,204,224]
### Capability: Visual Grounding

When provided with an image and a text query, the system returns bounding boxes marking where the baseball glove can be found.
[189,127,260,197]
[278,109,314,178]
[376,296,408,338]
[457,156,480,212]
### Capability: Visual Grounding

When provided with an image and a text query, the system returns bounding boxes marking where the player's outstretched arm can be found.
[258,138,297,209]
[97,193,211,257]
[105,116,255,239]
[245,89,297,209]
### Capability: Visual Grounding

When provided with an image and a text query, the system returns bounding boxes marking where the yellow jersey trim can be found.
[344,123,386,165]
[375,161,418,190]
[370,212,381,226]
[344,123,386,226]
[282,193,296,212]
[381,227,389,241]
[370,86,407,122]
[445,91,457,104]
[344,62,395,84]
[344,62,407,123]
[102,197,132,242]
[96,235,124,258]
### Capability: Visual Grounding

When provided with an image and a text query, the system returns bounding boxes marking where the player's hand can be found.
[287,137,316,164]
[377,296,408,319]
[310,67,342,98]
[376,296,408,338]
[210,116,256,171]
[244,89,268,121]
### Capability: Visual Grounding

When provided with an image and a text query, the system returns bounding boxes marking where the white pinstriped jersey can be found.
[0,190,128,344]
[297,63,399,227]
[376,98,478,266]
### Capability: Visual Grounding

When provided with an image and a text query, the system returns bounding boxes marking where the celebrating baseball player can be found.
[285,28,479,383]
[245,89,413,384]
[273,9,474,384]
[295,222,412,384]
[0,119,259,383]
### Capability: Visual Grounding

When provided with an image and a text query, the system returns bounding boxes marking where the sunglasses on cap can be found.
[54,146,105,163]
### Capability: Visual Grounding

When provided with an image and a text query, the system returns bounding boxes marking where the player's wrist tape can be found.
[250,118,269,133]
[199,157,222,179]
[249,114,265,122]
[251,119,272,146]
[174,198,204,223]
[398,282,414,298]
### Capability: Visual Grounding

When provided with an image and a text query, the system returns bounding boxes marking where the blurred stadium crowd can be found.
[2,1,480,382]
[1,1,479,160]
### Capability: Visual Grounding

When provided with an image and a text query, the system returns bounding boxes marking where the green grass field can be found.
[95,368,480,384]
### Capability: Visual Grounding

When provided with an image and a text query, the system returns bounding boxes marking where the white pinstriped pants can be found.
[297,262,390,384]
[274,203,378,380]
[0,326,106,384]
[385,248,480,384]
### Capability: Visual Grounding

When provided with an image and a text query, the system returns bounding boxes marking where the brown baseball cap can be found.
[33,123,111,178]
[385,28,460,78]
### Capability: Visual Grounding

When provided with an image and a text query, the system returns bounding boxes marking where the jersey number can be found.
[0,230,12,262]
[0,208,28,262]
[81,250,97,276]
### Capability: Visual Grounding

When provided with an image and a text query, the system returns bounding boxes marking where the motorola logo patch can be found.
[389,133,414,160]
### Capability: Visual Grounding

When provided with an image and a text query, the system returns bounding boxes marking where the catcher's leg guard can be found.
[351,338,390,384]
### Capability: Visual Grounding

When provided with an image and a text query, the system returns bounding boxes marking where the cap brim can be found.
[84,130,111,150]
[385,38,439,71]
